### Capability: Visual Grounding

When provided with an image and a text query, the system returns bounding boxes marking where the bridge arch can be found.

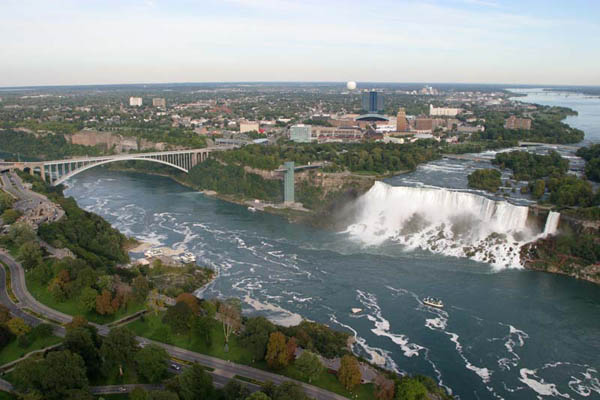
[51,156,189,186]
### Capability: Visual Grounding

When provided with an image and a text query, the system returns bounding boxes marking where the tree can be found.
[8,222,36,247]
[163,301,193,334]
[79,287,98,312]
[191,315,213,347]
[338,355,361,391]
[222,380,250,400]
[64,327,102,379]
[0,304,12,324]
[240,316,276,362]
[13,350,89,400]
[95,289,117,315]
[8,317,30,336]
[66,315,89,331]
[132,275,150,303]
[219,300,241,348]
[176,293,200,314]
[266,332,288,370]
[135,344,169,382]
[246,393,271,400]
[272,381,307,400]
[100,327,138,371]
[130,387,148,400]
[200,300,217,318]
[531,179,546,199]
[0,325,14,351]
[286,337,297,363]
[374,375,395,400]
[148,390,179,400]
[177,363,215,400]
[1,208,21,224]
[18,241,43,270]
[295,351,323,383]
[395,378,428,400]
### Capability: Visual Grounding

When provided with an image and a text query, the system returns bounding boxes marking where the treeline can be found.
[188,159,282,202]
[216,141,440,175]
[467,169,501,192]
[493,150,569,181]
[0,130,104,161]
[37,196,130,269]
[473,108,584,144]
[576,144,600,182]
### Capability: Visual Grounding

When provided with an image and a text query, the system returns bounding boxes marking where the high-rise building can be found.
[289,124,313,143]
[129,97,142,107]
[361,91,384,113]
[429,104,461,117]
[152,98,166,108]
[396,107,408,132]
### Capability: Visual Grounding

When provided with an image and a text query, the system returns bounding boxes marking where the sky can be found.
[1,0,599,87]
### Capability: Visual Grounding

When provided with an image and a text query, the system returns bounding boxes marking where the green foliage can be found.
[1,209,21,225]
[239,316,276,362]
[395,377,428,400]
[8,222,36,247]
[0,130,100,161]
[135,344,169,382]
[531,179,546,200]
[467,169,502,193]
[0,190,14,213]
[12,350,89,400]
[216,142,440,175]
[547,175,596,207]
[281,320,349,359]
[64,327,103,379]
[265,332,288,370]
[338,355,361,391]
[147,390,179,400]
[17,241,43,270]
[176,363,215,400]
[163,301,193,334]
[270,381,308,400]
[577,145,600,182]
[295,351,324,383]
[100,327,138,371]
[38,196,130,269]
[246,393,270,400]
[188,159,282,202]
[221,380,251,400]
[493,150,569,181]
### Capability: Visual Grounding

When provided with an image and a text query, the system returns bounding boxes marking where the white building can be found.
[289,124,313,143]
[429,104,461,117]
[129,97,143,107]
[240,121,260,133]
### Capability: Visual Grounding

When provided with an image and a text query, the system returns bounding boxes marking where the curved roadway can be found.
[0,250,348,400]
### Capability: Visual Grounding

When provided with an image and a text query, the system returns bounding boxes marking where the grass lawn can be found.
[128,313,374,400]
[0,335,62,365]
[25,271,145,325]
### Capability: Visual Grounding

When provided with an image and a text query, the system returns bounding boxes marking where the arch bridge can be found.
[0,148,227,186]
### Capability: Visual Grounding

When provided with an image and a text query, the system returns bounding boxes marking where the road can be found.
[0,250,348,399]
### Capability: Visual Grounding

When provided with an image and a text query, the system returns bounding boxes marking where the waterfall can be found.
[543,212,560,236]
[345,182,537,269]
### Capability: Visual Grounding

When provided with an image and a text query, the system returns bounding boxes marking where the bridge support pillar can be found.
[284,161,295,204]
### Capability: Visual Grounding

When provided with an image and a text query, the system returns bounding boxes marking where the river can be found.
[63,90,600,399]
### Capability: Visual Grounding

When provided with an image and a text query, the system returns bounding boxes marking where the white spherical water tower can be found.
[346,81,357,90]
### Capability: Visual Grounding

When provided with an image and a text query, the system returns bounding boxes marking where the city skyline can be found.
[1,0,599,87]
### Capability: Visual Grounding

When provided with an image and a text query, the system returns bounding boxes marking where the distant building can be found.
[290,124,313,143]
[429,104,461,117]
[415,118,433,132]
[312,126,363,143]
[240,121,260,133]
[129,97,142,107]
[361,91,384,113]
[504,116,532,130]
[396,108,408,132]
[152,98,166,108]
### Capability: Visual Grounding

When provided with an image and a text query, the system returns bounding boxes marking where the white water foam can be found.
[345,182,536,269]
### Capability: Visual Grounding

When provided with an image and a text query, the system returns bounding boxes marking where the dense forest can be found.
[576,144,600,182]
[0,130,104,161]
[493,150,569,181]
[216,141,441,174]
[467,169,502,192]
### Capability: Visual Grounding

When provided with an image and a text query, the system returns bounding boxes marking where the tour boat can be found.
[422,297,444,308]
[351,308,362,314]
[179,252,196,263]
[144,248,163,258]
[248,206,257,212]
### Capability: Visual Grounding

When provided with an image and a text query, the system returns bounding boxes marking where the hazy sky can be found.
[1,0,599,86]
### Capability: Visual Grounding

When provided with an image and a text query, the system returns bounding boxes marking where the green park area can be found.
[0,334,62,365]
